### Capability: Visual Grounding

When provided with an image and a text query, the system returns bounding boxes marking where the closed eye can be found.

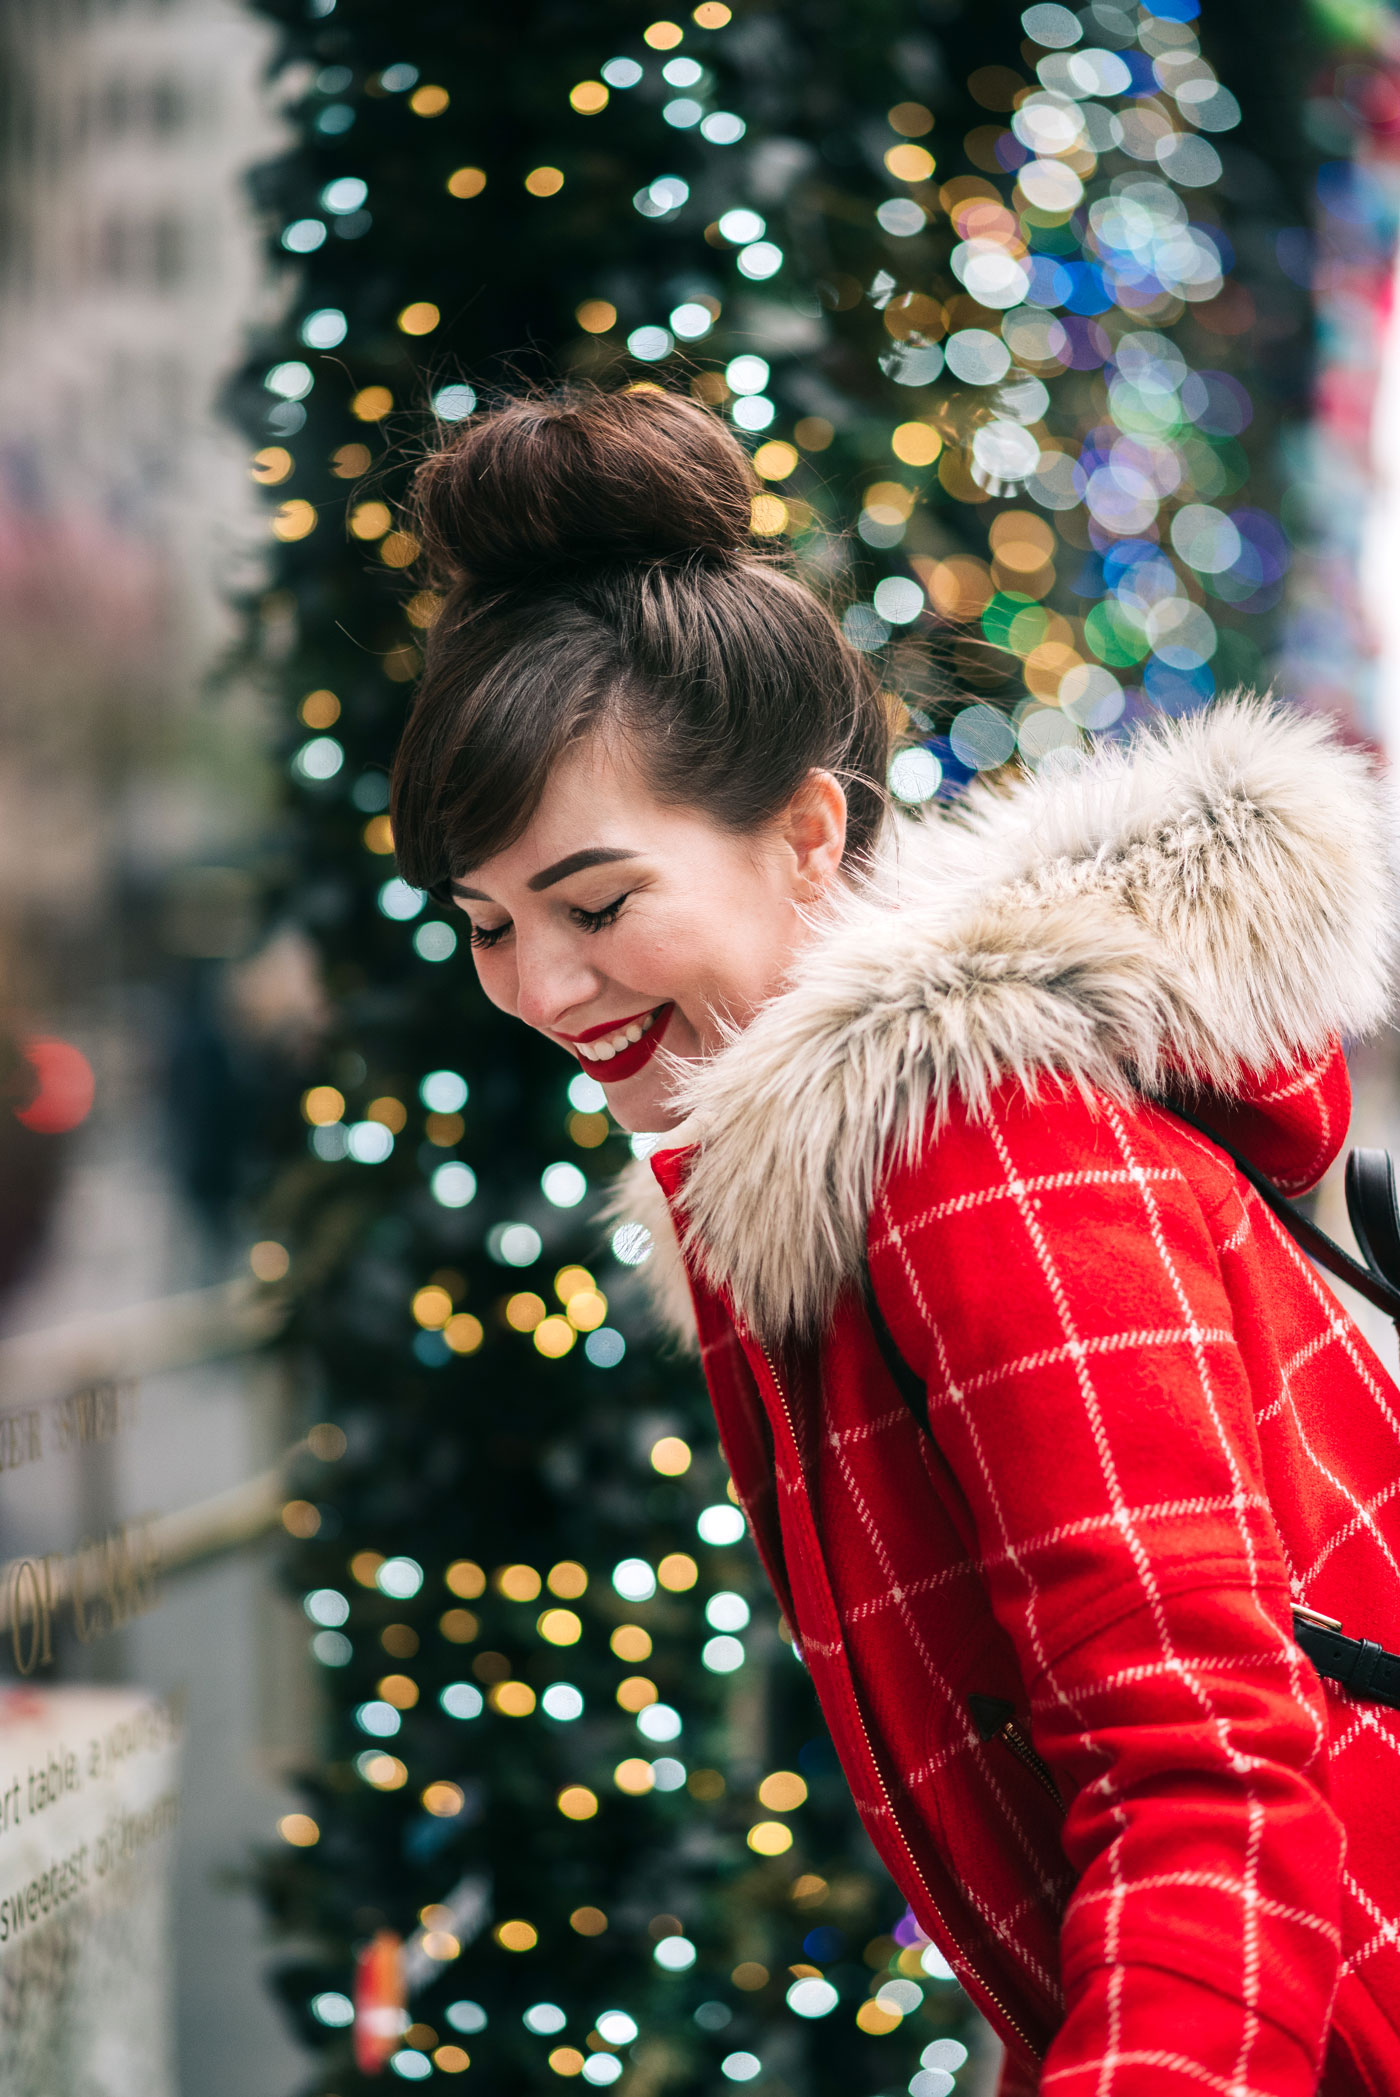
[469,921,511,950]
[570,893,629,934]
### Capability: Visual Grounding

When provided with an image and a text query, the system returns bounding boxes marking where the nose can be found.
[512,930,604,1037]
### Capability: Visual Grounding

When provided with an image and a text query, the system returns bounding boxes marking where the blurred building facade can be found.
[0,4,315,2093]
[0,0,281,981]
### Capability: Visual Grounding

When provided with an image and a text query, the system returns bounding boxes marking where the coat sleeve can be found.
[869,1081,1345,2097]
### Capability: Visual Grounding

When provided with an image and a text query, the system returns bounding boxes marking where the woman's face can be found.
[452,735,847,1131]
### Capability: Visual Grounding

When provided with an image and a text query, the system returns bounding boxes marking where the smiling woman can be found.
[390,386,888,1129]
[435,721,847,1131]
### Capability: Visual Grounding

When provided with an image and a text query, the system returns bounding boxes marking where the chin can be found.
[599,1073,685,1136]
[586,1004,696,1134]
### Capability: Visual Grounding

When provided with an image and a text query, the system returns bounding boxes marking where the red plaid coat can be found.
[634,704,1400,2094]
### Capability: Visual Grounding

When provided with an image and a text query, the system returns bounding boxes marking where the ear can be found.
[779,769,847,897]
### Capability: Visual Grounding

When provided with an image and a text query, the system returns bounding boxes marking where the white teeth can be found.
[573,1010,657,1064]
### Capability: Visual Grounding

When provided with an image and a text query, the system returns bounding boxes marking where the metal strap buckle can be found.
[1293,1603,1343,1633]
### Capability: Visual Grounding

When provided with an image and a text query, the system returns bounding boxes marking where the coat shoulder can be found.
[650,699,1396,1343]
[868,1073,1239,1264]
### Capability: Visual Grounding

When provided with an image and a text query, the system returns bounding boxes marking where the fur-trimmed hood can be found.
[619,696,1396,1346]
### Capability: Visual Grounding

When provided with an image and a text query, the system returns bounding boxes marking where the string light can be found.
[350,386,393,421]
[494,1921,538,1952]
[357,1753,407,1790]
[756,1770,807,1811]
[423,1782,466,1817]
[350,500,391,539]
[490,1682,537,1716]
[746,1820,792,1856]
[272,499,317,541]
[443,1313,484,1353]
[557,1785,598,1820]
[278,1813,320,1845]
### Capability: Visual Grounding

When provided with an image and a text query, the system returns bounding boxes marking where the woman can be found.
[392,386,1400,2094]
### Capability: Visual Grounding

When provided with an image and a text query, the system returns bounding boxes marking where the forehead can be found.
[458,729,756,900]
[460,735,659,890]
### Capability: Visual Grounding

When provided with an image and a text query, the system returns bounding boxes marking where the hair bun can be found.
[413,387,757,586]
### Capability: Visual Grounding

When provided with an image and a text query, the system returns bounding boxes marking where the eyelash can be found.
[572,894,628,934]
[469,894,629,951]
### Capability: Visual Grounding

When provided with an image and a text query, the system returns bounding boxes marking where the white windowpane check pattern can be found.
[691,1051,1400,2093]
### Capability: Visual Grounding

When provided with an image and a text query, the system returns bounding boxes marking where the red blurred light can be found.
[15,1038,95,1134]
[353,1929,405,2075]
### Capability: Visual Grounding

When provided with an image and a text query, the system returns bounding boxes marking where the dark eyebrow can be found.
[450,847,641,903]
[528,847,640,893]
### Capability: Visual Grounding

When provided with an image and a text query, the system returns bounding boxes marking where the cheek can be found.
[619,899,781,1022]
[471,946,518,1015]
[612,908,711,995]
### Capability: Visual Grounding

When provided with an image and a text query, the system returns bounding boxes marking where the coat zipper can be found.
[996,1721,1064,1812]
[968,1695,1064,1812]
[756,1338,1044,2066]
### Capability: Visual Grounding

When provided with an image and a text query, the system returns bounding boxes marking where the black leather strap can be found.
[1291,1616,1400,1711]
[861,1269,928,1422]
[1346,1148,1400,1294]
[1156,1099,1400,1324]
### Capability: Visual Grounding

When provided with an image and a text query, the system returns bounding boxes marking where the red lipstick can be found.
[564,1004,673,1084]
[560,1009,656,1044]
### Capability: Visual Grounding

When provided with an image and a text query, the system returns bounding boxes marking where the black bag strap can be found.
[861,1267,929,1422]
[1346,1148,1400,1302]
[1153,1100,1400,1326]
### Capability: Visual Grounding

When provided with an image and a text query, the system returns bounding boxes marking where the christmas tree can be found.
[234,1,1310,2090]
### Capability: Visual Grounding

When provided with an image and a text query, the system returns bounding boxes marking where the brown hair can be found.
[390,386,893,893]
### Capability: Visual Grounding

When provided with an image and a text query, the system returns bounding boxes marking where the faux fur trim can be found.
[624,697,1396,1346]
[601,1152,699,1353]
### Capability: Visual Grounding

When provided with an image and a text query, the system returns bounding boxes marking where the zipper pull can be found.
[968,1693,1017,1741]
[969,1694,1064,1810]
